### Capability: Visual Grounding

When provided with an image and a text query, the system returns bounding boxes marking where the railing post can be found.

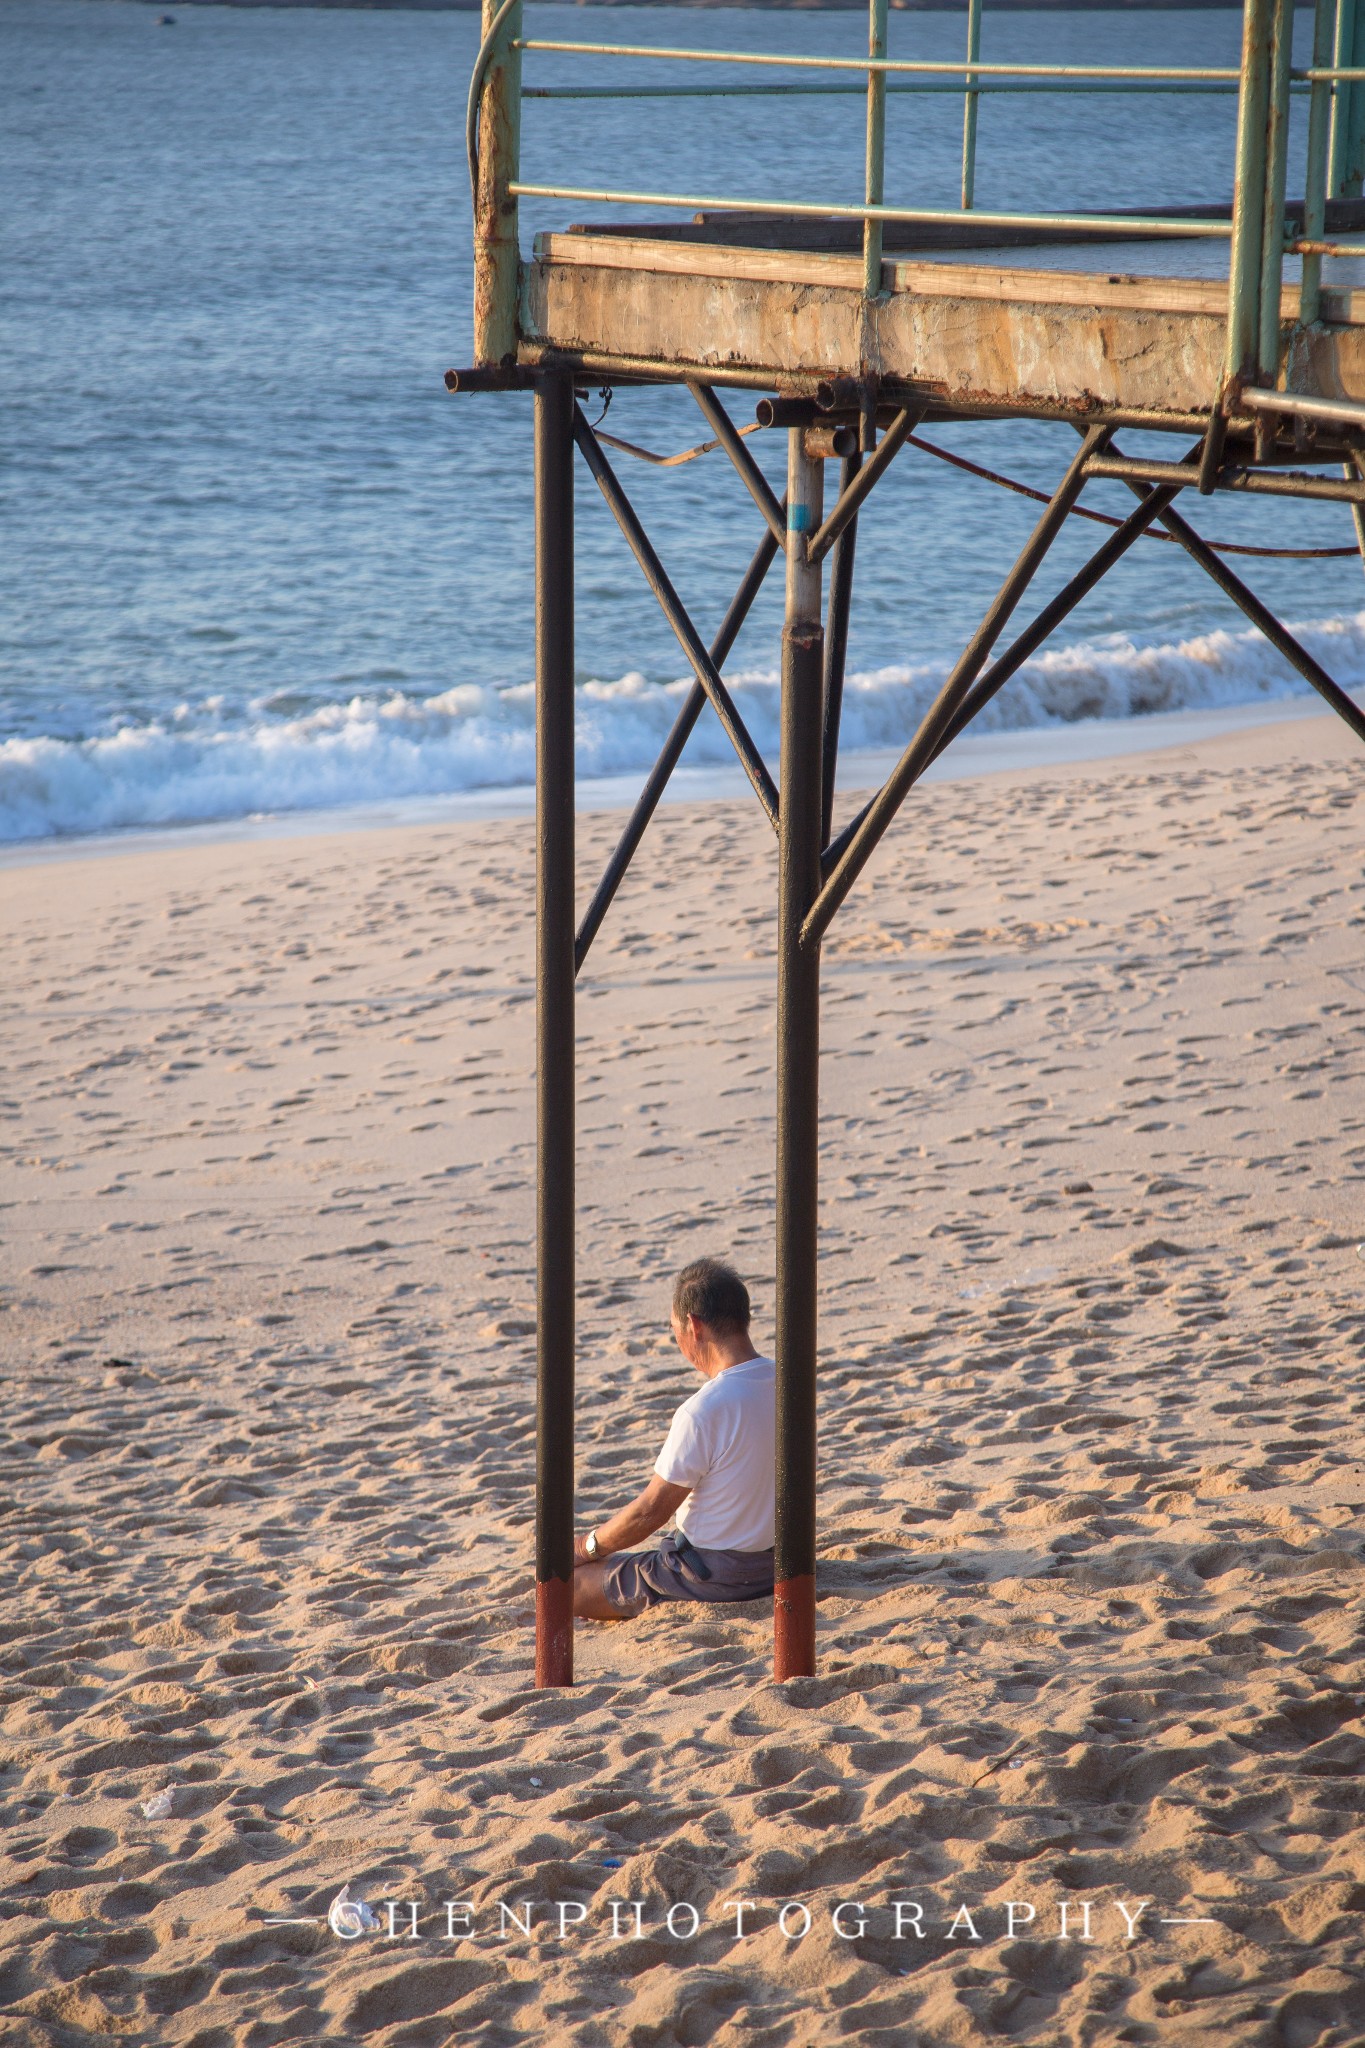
[960,0,983,212]
[473,0,523,366]
[1226,0,1275,386]
[1330,0,1357,193]
[1300,0,1337,326]
[1348,0,1365,193]
[534,370,575,1689]
[862,0,889,298]
[774,430,825,1684]
[1257,0,1293,383]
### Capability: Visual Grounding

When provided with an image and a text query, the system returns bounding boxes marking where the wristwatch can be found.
[584,1528,600,1560]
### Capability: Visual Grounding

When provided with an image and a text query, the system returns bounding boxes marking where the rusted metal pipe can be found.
[1242,385,1365,429]
[1086,451,1365,501]
[804,424,859,461]
[572,408,781,829]
[574,520,783,971]
[445,365,536,393]
[802,425,1109,948]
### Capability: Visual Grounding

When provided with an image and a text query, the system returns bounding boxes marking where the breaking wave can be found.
[4,609,1363,843]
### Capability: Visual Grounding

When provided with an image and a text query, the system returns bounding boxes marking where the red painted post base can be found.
[773,1575,816,1679]
[535,1576,574,1687]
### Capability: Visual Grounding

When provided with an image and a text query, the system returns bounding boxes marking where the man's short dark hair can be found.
[673,1257,751,1335]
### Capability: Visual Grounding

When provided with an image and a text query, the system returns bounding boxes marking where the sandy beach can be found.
[3,710,1365,2046]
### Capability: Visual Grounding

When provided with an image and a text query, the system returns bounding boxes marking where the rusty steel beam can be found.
[572,408,781,830]
[688,382,787,545]
[575,519,784,972]
[803,425,1110,947]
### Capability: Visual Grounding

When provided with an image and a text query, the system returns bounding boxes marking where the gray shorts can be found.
[600,1532,775,1616]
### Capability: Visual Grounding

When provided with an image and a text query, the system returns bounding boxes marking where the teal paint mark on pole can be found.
[1226,0,1275,385]
[961,0,983,210]
[1300,0,1338,324]
[1258,0,1294,380]
[863,0,889,299]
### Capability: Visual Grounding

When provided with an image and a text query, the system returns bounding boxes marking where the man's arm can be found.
[573,1475,690,1563]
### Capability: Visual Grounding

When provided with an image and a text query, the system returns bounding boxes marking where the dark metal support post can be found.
[774,430,825,1682]
[535,371,576,1688]
[821,453,860,847]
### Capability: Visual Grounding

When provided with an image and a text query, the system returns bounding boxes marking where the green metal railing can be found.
[471,0,1365,407]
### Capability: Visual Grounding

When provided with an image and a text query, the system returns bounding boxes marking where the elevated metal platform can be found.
[455,0,1365,1691]
[524,219,1365,423]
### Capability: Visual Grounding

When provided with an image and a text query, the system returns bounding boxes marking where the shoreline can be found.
[0,689,1337,871]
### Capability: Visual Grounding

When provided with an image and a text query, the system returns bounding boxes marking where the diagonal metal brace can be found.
[1106,444,1365,749]
[821,477,1176,875]
[821,450,861,847]
[806,407,922,566]
[802,424,1111,947]
[572,406,781,830]
[930,482,1182,767]
[688,383,787,547]
[575,519,783,973]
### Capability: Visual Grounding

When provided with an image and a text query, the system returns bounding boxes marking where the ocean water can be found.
[3,0,1365,844]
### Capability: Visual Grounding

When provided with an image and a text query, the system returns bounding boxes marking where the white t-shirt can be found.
[654,1354,775,1553]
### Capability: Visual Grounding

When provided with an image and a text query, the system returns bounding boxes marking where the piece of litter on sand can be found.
[140,1786,177,1820]
[329,1884,380,1937]
[529,1776,542,1787]
[601,1857,624,1869]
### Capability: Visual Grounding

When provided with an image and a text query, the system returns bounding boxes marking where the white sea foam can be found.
[3,610,1362,843]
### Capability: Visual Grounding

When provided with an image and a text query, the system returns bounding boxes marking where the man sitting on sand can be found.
[572,1257,775,1619]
